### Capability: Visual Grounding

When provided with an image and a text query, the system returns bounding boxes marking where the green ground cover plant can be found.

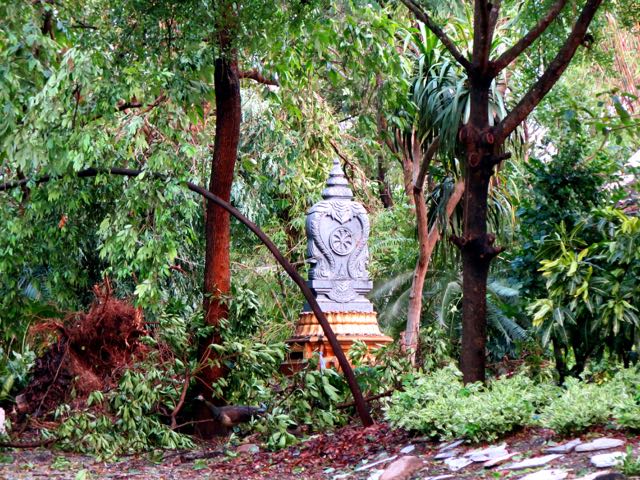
[386,365,640,442]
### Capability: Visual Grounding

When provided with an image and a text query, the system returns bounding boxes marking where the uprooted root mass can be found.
[16,281,147,417]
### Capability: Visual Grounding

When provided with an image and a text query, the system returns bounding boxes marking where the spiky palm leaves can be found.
[372,271,528,362]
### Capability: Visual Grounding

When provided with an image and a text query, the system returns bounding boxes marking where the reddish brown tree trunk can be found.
[195,49,241,436]
[405,178,464,364]
[199,43,241,398]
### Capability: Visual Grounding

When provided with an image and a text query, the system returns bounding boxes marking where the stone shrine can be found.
[283,159,392,372]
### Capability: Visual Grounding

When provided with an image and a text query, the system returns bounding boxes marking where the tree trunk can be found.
[458,77,499,384]
[199,48,241,393]
[405,180,464,364]
[404,181,430,362]
[552,337,567,385]
[459,166,491,384]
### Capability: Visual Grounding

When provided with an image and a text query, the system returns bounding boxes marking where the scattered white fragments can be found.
[590,451,625,468]
[379,456,424,480]
[438,439,464,452]
[575,438,625,452]
[439,441,511,470]
[399,444,415,454]
[518,468,568,480]
[355,455,399,472]
[433,449,459,460]
[465,442,508,462]
[444,456,473,471]
[483,452,517,468]
[500,454,563,471]
[545,438,583,454]
[423,475,454,480]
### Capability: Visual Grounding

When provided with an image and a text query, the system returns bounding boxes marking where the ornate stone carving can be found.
[303,159,374,313]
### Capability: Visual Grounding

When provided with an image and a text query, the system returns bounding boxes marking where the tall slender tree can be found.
[199,1,242,396]
[400,0,605,382]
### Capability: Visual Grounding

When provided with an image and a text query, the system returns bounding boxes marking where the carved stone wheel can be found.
[329,227,355,255]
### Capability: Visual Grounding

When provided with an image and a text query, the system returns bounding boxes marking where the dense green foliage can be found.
[386,365,640,441]
[529,209,640,372]
[1,0,639,458]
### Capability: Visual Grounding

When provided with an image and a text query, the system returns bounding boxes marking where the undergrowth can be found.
[51,370,195,459]
[386,364,640,442]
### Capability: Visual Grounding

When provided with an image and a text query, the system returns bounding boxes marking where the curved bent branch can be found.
[0,167,373,427]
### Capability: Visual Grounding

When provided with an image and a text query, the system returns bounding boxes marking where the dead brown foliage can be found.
[16,280,147,417]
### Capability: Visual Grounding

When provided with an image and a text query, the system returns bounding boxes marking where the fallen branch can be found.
[336,388,400,409]
[170,371,191,429]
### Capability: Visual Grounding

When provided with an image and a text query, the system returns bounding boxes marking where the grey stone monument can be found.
[283,159,391,372]
[303,158,374,313]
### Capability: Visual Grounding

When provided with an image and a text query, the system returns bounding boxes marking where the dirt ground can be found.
[1,424,639,479]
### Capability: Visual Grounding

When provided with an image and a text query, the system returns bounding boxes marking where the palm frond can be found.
[437,280,462,327]
[379,287,412,329]
[370,270,414,301]
[487,280,521,300]
[487,302,528,344]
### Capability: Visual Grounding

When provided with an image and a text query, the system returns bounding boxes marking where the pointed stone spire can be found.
[321,158,353,200]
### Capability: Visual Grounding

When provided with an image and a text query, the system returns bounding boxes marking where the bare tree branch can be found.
[239,69,279,86]
[493,0,603,143]
[170,370,190,429]
[400,0,472,71]
[473,0,493,71]
[491,0,568,74]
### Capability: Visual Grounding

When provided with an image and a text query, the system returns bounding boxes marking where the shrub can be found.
[537,378,615,434]
[539,368,640,434]
[386,365,640,442]
[611,368,640,430]
[385,365,557,442]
